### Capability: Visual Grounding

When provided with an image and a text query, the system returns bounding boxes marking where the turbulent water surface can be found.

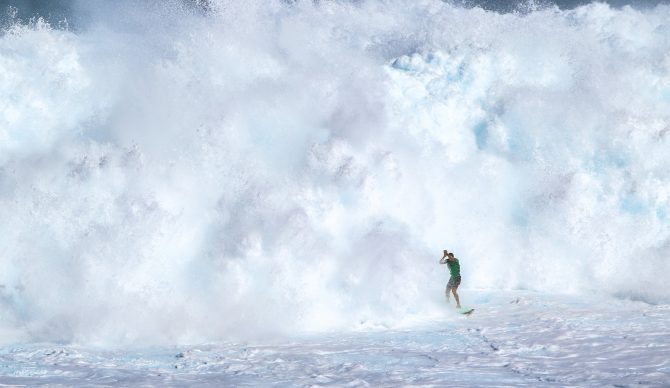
[1,0,670,385]
[0,291,668,386]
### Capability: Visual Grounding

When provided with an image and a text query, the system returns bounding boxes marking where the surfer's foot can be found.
[456,305,461,309]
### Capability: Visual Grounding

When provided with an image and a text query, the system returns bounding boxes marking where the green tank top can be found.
[447,259,460,278]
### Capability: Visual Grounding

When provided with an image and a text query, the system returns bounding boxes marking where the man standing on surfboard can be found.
[440,250,461,308]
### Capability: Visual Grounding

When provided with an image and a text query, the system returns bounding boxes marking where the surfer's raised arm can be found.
[439,249,449,264]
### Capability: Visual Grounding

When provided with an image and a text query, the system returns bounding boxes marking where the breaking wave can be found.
[1,0,669,344]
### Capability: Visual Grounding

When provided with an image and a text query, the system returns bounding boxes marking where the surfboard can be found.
[459,307,475,315]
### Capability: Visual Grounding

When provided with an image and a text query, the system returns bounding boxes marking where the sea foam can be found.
[0,0,669,344]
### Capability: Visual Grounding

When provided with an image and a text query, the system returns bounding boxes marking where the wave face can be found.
[1,0,669,344]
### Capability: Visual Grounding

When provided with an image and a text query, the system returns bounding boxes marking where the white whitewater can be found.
[0,0,669,357]
[0,291,668,386]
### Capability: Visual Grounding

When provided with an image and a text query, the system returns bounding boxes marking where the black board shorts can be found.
[447,276,461,289]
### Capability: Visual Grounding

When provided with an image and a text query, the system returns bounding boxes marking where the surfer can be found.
[440,250,461,308]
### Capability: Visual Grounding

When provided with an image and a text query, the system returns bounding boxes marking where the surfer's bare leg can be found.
[445,285,450,303]
[452,287,461,309]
